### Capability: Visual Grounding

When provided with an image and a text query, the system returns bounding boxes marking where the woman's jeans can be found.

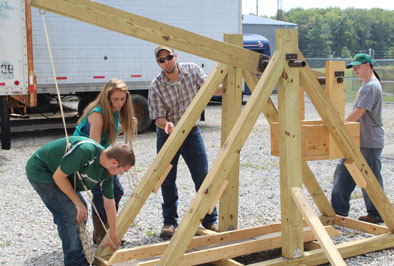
[331,147,383,219]
[91,175,123,221]
[156,127,217,228]
[28,178,89,266]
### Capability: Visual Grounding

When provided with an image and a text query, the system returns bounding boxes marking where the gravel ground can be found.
[1,95,394,265]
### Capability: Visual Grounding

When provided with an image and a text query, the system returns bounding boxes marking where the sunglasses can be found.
[158,54,174,64]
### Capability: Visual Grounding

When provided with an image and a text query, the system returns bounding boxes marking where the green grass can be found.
[146,229,157,237]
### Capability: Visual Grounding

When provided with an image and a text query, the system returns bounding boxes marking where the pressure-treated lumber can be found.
[291,187,346,266]
[300,66,394,231]
[344,160,367,188]
[152,164,172,193]
[210,179,229,214]
[250,233,394,266]
[326,61,346,159]
[157,50,284,266]
[334,215,389,236]
[135,227,340,266]
[242,70,278,124]
[276,29,303,259]
[219,34,243,231]
[107,224,284,264]
[29,0,266,73]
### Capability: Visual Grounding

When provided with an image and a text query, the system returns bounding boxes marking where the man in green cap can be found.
[331,53,385,224]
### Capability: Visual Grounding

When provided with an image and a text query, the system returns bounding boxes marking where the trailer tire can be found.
[30,94,50,113]
[131,94,152,134]
[0,96,11,150]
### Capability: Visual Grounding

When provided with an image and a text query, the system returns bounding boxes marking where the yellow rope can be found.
[40,9,70,151]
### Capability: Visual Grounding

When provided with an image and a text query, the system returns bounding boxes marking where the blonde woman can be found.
[74,78,136,244]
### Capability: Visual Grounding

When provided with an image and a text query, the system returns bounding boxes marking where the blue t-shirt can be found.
[74,106,119,148]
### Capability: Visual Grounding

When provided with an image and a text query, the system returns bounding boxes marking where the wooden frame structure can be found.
[29,1,394,265]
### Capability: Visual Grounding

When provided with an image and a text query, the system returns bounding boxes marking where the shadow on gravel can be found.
[10,128,75,139]
[0,154,9,165]
[24,250,63,266]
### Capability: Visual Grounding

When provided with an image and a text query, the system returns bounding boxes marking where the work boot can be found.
[160,224,176,239]
[92,213,108,245]
[359,214,383,224]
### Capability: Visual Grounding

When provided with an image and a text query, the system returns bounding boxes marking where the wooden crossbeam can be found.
[334,215,389,235]
[210,179,229,215]
[107,223,283,264]
[137,227,340,266]
[344,160,367,188]
[251,233,394,266]
[29,0,266,73]
[300,65,394,231]
[291,187,346,266]
[157,50,284,265]
[152,164,173,193]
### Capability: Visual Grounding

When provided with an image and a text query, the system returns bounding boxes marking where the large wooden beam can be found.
[251,233,394,266]
[276,29,304,259]
[158,50,284,266]
[108,224,283,264]
[29,0,266,73]
[219,34,243,231]
[300,66,394,231]
[334,216,389,236]
[95,63,228,257]
[138,227,340,266]
[291,187,346,266]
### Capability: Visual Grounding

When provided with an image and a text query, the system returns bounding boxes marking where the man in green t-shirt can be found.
[26,136,135,266]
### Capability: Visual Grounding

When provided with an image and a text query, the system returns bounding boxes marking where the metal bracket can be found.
[286,53,305,67]
[335,71,345,83]
[286,53,297,60]
[257,55,270,72]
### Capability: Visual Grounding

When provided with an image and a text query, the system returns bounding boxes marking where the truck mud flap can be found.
[0,96,11,150]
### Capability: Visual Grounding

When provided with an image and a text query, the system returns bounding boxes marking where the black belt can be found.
[191,125,198,131]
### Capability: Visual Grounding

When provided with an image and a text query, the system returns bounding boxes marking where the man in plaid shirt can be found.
[148,45,221,239]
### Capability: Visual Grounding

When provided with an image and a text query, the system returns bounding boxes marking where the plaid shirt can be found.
[148,62,207,125]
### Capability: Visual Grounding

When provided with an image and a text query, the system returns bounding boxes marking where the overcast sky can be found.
[242,0,394,17]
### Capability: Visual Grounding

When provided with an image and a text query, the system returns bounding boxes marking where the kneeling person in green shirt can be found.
[26,136,135,266]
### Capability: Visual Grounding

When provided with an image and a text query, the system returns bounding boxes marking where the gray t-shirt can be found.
[354,78,384,148]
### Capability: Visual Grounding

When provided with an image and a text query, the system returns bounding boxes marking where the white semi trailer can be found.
[0,0,241,149]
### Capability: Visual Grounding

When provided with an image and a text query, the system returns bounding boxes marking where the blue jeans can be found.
[331,147,383,219]
[27,178,89,266]
[157,127,217,228]
[92,175,123,222]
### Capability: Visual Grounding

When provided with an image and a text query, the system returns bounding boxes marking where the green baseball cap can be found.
[346,53,373,69]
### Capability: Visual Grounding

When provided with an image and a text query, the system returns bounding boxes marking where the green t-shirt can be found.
[26,136,114,199]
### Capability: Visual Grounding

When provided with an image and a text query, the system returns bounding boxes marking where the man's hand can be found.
[165,122,174,134]
[75,202,88,223]
[102,231,121,251]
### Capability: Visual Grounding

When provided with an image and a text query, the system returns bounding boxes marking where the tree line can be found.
[273,8,394,58]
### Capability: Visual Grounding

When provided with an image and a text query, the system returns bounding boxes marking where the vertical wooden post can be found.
[326,61,346,159]
[219,34,243,231]
[276,29,304,259]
